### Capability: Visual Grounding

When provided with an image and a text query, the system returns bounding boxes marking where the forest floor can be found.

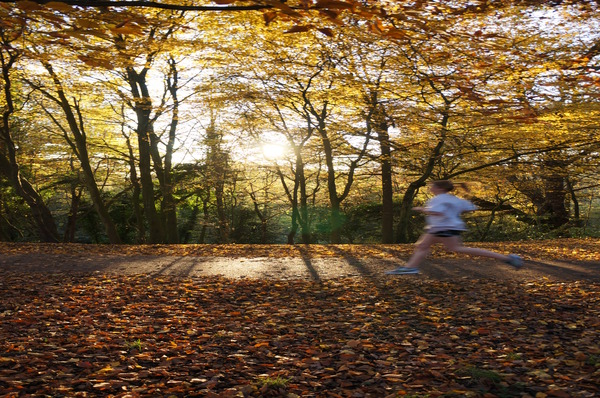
[0,239,599,397]
[0,238,598,281]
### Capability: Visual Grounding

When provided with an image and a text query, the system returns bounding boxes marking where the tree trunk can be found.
[215,179,229,243]
[276,159,300,245]
[540,164,569,228]
[395,121,448,243]
[148,122,178,243]
[363,80,394,243]
[125,66,165,243]
[1,45,59,242]
[313,103,369,243]
[566,178,581,226]
[296,153,312,244]
[396,182,423,243]
[0,195,23,240]
[41,62,121,243]
[125,136,146,243]
[199,196,209,244]
[479,207,498,241]
[377,122,394,243]
[249,190,268,244]
[147,56,179,244]
[514,157,570,229]
[63,163,82,242]
[205,119,229,243]
[181,202,200,244]
[0,156,60,242]
[287,205,299,245]
[319,127,343,243]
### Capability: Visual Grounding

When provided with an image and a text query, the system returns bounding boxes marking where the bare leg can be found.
[442,236,510,261]
[404,233,442,268]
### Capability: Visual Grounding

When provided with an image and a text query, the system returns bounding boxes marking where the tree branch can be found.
[0,0,274,12]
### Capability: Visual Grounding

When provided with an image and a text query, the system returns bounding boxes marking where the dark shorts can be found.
[429,230,463,238]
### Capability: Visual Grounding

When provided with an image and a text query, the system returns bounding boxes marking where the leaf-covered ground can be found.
[0,273,600,398]
[0,238,598,262]
[1,269,599,397]
[1,239,598,283]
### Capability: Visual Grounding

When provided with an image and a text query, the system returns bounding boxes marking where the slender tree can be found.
[26,61,122,243]
[0,28,60,242]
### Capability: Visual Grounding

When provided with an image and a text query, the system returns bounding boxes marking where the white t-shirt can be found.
[424,193,477,232]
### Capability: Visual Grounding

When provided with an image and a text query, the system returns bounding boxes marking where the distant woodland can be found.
[1,0,599,244]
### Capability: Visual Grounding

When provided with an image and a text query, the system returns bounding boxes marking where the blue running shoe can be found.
[505,254,523,269]
[385,267,420,275]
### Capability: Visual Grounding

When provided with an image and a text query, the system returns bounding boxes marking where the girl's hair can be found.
[431,180,471,194]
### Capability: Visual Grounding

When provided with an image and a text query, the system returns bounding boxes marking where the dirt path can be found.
[1,248,598,282]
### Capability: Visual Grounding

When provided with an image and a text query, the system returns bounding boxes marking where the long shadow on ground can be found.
[0,251,598,281]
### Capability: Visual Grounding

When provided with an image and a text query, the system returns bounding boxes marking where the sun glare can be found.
[261,143,288,160]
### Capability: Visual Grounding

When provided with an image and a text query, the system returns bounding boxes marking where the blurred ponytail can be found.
[431,180,471,195]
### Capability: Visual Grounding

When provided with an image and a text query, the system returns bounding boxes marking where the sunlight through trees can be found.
[0,1,599,243]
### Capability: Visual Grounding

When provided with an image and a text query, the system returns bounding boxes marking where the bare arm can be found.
[412,206,443,216]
